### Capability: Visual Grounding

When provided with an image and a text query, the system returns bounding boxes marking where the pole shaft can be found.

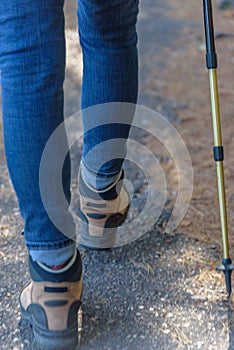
[203,0,216,55]
[203,0,217,68]
[209,69,222,145]
[209,69,229,259]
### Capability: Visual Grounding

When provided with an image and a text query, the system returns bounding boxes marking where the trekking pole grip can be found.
[203,0,217,69]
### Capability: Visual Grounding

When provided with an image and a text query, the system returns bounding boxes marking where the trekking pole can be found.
[203,0,234,296]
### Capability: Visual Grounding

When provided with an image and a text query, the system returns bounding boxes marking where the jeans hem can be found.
[28,241,76,265]
[26,238,75,251]
[81,158,121,178]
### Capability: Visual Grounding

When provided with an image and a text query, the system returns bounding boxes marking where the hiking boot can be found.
[78,170,130,249]
[19,249,82,350]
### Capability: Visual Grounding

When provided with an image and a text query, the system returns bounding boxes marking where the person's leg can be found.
[0,0,75,265]
[0,1,82,348]
[77,0,139,249]
[78,0,139,189]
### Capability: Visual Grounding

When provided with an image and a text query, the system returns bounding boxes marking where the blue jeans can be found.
[0,0,138,265]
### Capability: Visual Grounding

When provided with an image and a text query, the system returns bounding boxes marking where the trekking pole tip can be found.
[216,258,234,296]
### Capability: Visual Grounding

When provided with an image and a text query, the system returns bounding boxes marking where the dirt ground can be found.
[1,0,234,349]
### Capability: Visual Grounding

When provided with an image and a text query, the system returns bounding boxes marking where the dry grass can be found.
[170,325,192,348]
[129,258,154,275]
[181,249,218,268]
[178,247,227,302]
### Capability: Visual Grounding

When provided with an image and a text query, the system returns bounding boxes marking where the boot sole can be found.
[20,303,79,350]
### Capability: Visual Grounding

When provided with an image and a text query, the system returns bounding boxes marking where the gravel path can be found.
[1,1,234,349]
